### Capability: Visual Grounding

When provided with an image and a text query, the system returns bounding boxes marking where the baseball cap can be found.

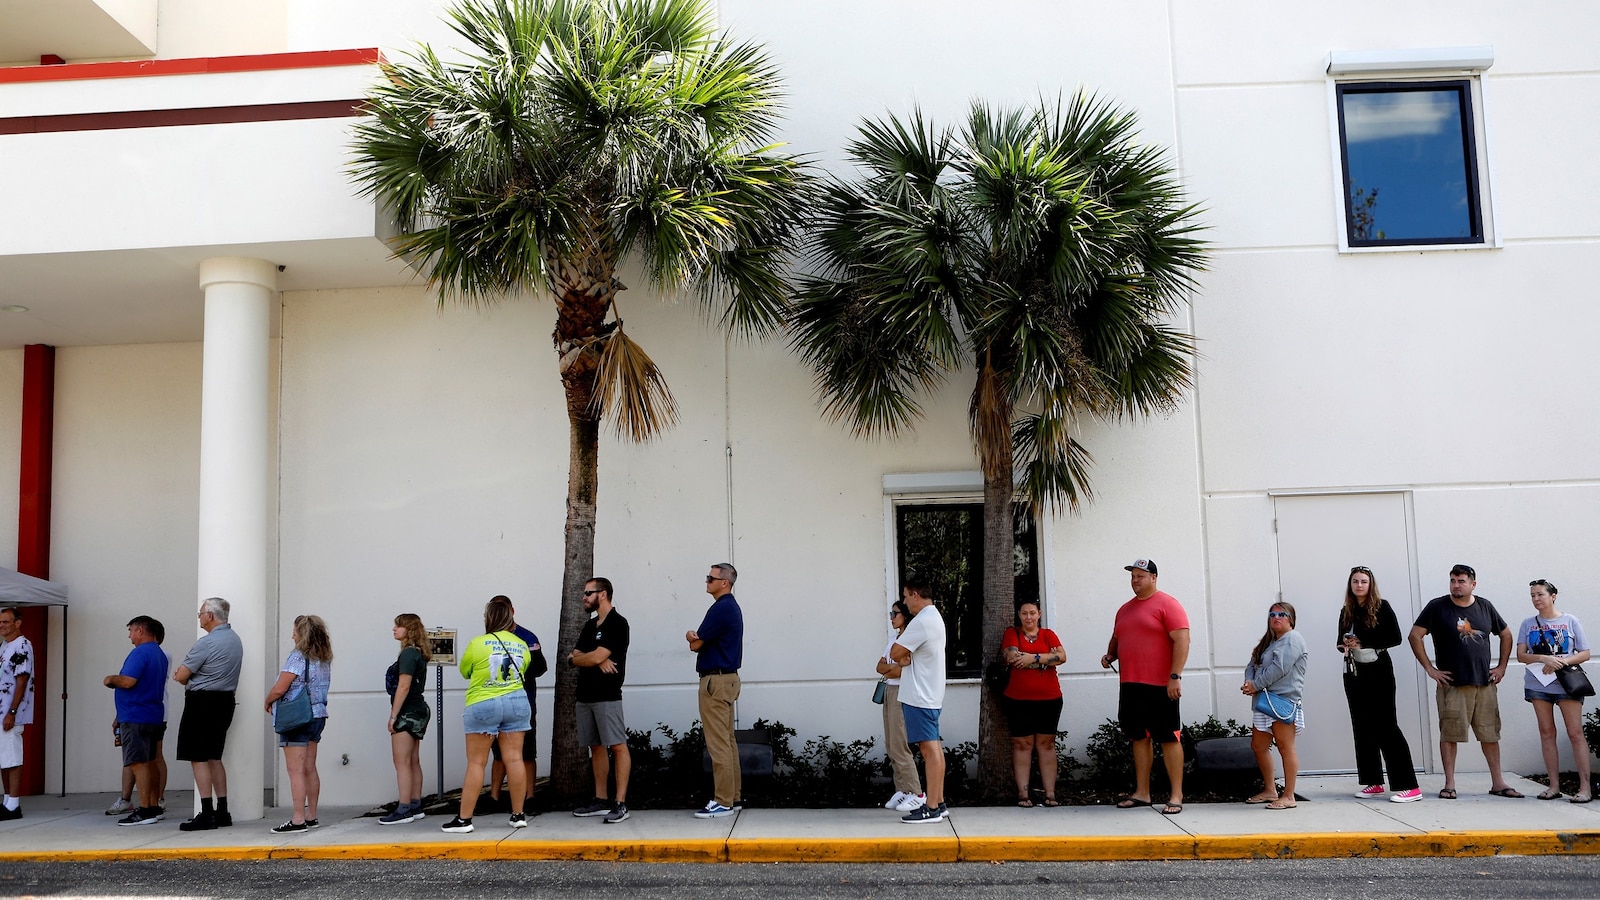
[1124,559,1157,575]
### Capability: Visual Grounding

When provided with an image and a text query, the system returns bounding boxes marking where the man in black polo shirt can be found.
[568,577,631,824]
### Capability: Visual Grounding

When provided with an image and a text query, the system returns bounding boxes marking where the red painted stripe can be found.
[0,48,382,84]
[16,344,53,796]
[16,344,53,580]
[0,99,366,135]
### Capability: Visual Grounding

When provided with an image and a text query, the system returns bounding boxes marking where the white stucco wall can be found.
[8,0,1600,805]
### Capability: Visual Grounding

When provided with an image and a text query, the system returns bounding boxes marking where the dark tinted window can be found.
[1336,81,1482,246]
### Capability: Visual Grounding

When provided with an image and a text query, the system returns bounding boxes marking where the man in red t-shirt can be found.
[1100,559,1191,815]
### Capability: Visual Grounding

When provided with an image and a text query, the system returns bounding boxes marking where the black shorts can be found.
[1002,696,1063,737]
[176,690,236,762]
[1118,682,1181,743]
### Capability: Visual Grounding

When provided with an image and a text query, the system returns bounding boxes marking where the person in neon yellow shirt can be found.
[440,597,531,834]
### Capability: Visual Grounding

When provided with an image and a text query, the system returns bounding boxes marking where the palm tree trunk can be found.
[972,357,1016,800]
[547,233,619,800]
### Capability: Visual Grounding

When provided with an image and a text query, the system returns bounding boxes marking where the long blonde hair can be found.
[394,613,431,662]
[293,615,333,662]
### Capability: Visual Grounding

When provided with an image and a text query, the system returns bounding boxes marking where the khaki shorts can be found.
[1437,683,1501,743]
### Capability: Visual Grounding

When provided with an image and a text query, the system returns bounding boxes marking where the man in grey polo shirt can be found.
[173,597,243,831]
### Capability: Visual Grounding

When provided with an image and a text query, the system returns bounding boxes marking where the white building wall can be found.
[6,0,1599,803]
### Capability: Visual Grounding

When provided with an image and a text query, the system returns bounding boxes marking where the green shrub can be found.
[1585,709,1600,759]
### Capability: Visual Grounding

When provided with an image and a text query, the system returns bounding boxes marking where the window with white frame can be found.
[893,499,1039,680]
[1328,47,1494,250]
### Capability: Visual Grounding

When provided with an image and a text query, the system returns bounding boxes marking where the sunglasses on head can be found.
[1350,566,1371,574]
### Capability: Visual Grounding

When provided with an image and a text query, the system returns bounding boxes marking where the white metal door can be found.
[1272,492,1428,774]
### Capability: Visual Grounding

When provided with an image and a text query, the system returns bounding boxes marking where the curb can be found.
[1,830,1598,864]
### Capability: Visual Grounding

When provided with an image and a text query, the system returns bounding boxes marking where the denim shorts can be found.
[463,692,531,735]
[1525,686,1573,704]
[278,716,327,748]
[901,703,941,744]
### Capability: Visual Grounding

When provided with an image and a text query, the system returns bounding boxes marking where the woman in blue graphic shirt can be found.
[1515,580,1591,803]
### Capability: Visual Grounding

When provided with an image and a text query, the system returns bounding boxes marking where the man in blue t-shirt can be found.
[687,562,744,818]
[103,616,169,826]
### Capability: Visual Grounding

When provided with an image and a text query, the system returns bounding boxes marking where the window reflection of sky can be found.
[1341,87,1475,242]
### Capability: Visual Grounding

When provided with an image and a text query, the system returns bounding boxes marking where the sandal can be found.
[1537,789,1563,801]
[1115,797,1151,809]
[1438,788,1457,800]
[1016,798,1034,808]
[1571,794,1592,804]
[1042,797,1060,807]
[1245,793,1279,805]
[1488,787,1525,799]
[1160,803,1183,815]
[1265,799,1297,809]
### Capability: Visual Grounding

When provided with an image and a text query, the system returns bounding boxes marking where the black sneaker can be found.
[604,803,630,824]
[440,816,474,833]
[305,818,320,828]
[214,810,233,827]
[573,798,612,817]
[117,808,163,826]
[509,812,528,828]
[270,820,307,834]
[901,803,946,824]
[178,811,216,831]
[0,806,21,821]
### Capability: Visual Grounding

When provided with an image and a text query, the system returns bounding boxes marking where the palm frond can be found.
[591,325,679,441]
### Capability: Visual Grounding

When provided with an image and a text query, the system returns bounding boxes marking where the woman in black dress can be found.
[1339,566,1421,802]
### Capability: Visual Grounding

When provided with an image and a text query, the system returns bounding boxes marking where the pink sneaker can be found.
[1389,788,1423,803]
[1354,785,1386,798]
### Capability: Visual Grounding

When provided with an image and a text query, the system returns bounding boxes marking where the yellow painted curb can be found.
[726,837,958,863]
[1,830,1598,864]
[961,835,1191,862]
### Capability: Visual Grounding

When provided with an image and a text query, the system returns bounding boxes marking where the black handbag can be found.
[1557,664,1595,699]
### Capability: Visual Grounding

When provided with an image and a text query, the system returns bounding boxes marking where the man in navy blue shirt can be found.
[687,562,743,818]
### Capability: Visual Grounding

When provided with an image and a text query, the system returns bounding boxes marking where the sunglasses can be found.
[705,575,724,584]
[1350,566,1371,574]
[1267,611,1291,619]
[582,589,601,596]
[1453,564,1476,579]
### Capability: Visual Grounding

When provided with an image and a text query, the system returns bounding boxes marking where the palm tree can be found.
[789,95,1207,797]
[350,0,811,796]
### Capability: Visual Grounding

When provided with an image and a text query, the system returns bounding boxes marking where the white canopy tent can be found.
[0,567,68,796]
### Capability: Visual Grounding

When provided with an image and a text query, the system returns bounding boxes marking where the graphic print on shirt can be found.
[1456,616,1488,644]
[1526,623,1573,655]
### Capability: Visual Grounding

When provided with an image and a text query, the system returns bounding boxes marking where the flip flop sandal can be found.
[1042,797,1060,807]
[1265,800,1297,809]
[1115,797,1152,809]
[1537,790,1563,800]
[1571,794,1592,804]
[1245,795,1278,805]
[1160,803,1183,815]
[1016,798,1034,808]
[1438,788,1457,799]
[1488,788,1524,798]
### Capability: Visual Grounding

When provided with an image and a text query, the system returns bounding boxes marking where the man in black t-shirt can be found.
[1408,564,1518,799]
[568,577,632,823]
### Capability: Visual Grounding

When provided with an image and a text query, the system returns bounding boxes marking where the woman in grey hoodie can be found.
[1241,602,1308,809]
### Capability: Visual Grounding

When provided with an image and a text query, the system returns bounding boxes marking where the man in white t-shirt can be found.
[0,607,35,820]
[890,579,947,824]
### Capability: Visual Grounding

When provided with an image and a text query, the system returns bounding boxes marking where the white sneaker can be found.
[894,792,926,812]
[105,798,134,815]
[884,791,908,810]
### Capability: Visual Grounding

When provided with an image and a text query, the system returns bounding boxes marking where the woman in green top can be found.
[379,613,431,825]
[440,597,532,834]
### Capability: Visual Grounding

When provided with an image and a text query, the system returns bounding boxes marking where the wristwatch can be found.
[1169,674,1181,680]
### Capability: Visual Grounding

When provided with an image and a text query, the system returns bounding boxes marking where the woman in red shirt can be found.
[1002,600,1065,806]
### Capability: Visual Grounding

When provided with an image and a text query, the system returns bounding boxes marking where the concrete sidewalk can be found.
[1,774,1597,863]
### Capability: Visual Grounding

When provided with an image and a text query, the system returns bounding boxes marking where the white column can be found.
[195,257,276,822]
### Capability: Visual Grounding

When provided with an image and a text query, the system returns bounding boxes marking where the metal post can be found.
[435,663,445,805]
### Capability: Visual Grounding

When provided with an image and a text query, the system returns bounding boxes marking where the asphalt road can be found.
[1,857,1597,899]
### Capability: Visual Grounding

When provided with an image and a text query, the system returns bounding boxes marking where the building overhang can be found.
[0,49,420,349]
